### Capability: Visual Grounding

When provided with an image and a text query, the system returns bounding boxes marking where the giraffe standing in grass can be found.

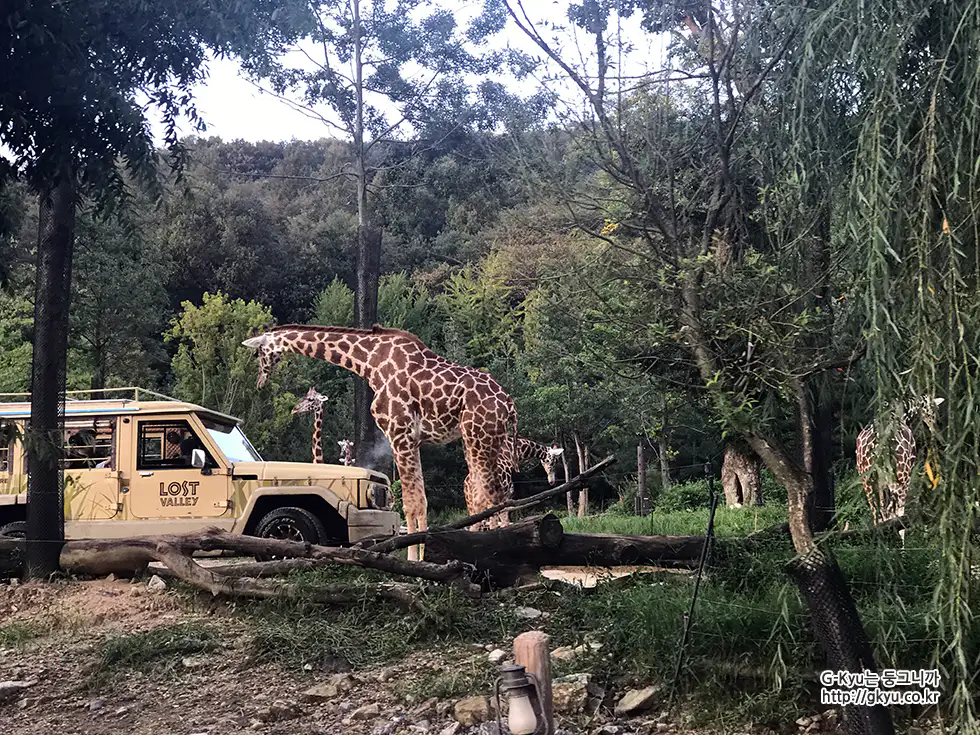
[244,324,520,560]
[856,395,944,544]
[291,387,329,464]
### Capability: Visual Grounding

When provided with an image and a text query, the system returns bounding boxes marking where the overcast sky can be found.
[152,1,669,145]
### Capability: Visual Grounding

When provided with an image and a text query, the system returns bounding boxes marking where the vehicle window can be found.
[137,421,215,470]
[0,422,11,473]
[63,419,115,470]
[201,418,262,462]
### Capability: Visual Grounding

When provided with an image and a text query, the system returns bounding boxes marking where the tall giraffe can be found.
[856,395,944,544]
[291,387,330,464]
[243,324,520,560]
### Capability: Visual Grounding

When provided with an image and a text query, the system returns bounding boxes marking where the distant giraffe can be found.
[487,440,565,524]
[338,439,354,466]
[244,324,519,561]
[292,387,329,464]
[856,395,944,544]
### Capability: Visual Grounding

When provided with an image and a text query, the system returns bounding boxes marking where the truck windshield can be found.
[201,418,262,462]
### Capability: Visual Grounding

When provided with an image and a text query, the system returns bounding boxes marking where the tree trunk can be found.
[576,437,590,517]
[351,0,383,471]
[637,442,648,515]
[721,444,761,506]
[89,338,106,400]
[562,435,573,514]
[659,396,672,488]
[25,165,75,579]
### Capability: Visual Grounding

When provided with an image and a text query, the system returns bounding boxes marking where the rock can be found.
[410,697,438,716]
[347,702,381,721]
[454,696,492,725]
[484,644,495,651]
[377,667,396,682]
[89,698,107,712]
[303,682,341,701]
[487,649,508,664]
[146,575,167,591]
[596,726,621,735]
[552,642,603,662]
[182,656,208,669]
[0,680,35,703]
[256,700,303,722]
[556,673,592,686]
[552,682,589,714]
[795,717,812,728]
[104,573,116,582]
[614,685,662,716]
[514,606,543,620]
[439,724,462,735]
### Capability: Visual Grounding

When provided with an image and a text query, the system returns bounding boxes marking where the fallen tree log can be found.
[422,512,705,587]
[360,454,617,555]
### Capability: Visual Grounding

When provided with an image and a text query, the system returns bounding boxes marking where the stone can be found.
[514,606,543,620]
[552,642,603,662]
[146,575,167,591]
[410,697,438,716]
[257,700,303,722]
[439,723,462,735]
[0,680,34,703]
[454,696,492,726]
[614,685,662,716]
[552,682,589,714]
[182,656,208,669]
[89,698,107,712]
[303,683,341,701]
[104,573,116,582]
[556,673,592,686]
[377,667,396,682]
[795,717,812,728]
[596,726,621,735]
[347,703,381,721]
[487,649,508,664]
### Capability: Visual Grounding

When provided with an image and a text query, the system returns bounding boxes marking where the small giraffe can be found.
[291,386,330,464]
[244,324,520,560]
[856,395,944,544]
[338,439,354,466]
[510,439,564,485]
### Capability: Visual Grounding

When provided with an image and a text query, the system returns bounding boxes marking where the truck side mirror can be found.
[191,449,206,469]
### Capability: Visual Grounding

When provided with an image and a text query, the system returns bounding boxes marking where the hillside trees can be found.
[247,0,527,468]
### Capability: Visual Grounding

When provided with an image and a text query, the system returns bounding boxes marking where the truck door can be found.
[63,418,120,520]
[128,419,230,519]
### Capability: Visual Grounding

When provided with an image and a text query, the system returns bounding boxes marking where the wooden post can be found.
[513,630,553,733]
[637,442,648,516]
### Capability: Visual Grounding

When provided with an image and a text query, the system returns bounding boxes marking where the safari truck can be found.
[0,388,398,546]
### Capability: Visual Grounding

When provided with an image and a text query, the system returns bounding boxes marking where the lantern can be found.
[493,664,550,735]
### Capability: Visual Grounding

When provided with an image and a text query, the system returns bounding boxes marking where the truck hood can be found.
[231,461,389,485]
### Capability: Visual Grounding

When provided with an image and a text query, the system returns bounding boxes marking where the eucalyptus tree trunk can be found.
[659,397,672,488]
[562,439,573,514]
[575,435,590,517]
[26,164,75,579]
[350,0,383,470]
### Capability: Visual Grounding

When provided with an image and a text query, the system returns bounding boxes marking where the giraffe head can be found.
[291,386,328,415]
[542,445,564,484]
[902,394,944,432]
[242,331,283,388]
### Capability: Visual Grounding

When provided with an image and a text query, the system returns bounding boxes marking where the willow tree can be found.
[499,1,889,732]
[792,0,980,729]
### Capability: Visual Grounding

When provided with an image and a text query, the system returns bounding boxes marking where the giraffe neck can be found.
[312,401,324,463]
[517,439,548,464]
[272,325,431,387]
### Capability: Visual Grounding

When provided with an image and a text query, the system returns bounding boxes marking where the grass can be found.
[560,505,787,537]
[0,620,51,647]
[88,622,221,688]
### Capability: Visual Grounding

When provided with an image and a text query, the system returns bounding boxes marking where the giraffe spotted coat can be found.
[244,324,520,560]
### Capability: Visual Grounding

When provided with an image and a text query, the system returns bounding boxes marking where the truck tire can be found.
[254,507,328,546]
[0,521,27,538]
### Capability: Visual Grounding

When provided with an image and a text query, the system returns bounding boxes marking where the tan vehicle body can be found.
[0,389,398,544]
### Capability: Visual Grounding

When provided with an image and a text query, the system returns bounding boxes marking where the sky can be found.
[151,1,669,146]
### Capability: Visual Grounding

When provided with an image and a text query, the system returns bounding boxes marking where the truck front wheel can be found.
[254,507,328,546]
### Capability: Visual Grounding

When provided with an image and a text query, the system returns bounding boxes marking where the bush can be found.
[654,478,712,511]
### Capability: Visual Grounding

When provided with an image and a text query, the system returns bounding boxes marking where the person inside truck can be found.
[166,430,205,467]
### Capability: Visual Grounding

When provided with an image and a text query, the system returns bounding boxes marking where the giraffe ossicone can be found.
[243,323,520,561]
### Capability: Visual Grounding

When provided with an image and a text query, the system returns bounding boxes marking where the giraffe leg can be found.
[461,431,501,532]
[392,441,426,562]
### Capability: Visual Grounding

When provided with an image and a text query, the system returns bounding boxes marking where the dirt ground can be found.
[0,577,795,735]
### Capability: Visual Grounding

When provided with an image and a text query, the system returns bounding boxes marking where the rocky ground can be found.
[0,576,841,735]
